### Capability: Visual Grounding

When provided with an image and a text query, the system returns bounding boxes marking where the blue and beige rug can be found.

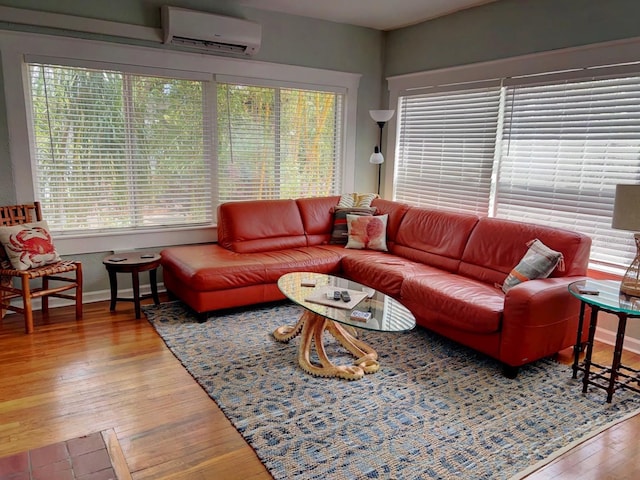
[143,301,640,480]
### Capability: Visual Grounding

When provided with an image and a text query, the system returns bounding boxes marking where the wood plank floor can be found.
[1,299,639,479]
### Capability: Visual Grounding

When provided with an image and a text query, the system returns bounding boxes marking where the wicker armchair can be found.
[0,202,82,333]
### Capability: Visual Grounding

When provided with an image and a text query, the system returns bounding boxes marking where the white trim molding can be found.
[596,327,640,355]
[0,5,162,42]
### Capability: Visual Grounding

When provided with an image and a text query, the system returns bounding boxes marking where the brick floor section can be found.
[0,432,118,480]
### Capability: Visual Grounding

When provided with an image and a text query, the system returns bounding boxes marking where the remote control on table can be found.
[577,288,599,295]
[333,290,341,300]
[341,290,351,302]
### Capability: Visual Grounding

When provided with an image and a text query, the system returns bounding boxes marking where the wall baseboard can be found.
[595,327,640,355]
[4,283,166,313]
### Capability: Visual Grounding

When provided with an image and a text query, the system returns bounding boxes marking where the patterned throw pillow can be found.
[501,239,565,293]
[345,214,389,251]
[329,207,377,245]
[0,220,61,271]
[336,192,378,208]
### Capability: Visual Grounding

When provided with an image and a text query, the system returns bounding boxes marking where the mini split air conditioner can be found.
[161,5,261,56]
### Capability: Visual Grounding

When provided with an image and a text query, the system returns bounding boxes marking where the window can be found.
[394,73,640,272]
[496,77,640,268]
[29,63,213,234]
[2,30,359,253]
[395,87,501,215]
[217,82,344,203]
[27,65,346,235]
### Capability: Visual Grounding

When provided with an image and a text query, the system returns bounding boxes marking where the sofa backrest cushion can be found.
[393,207,479,272]
[459,217,592,286]
[217,199,307,253]
[370,198,411,247]
[296,196,341,246]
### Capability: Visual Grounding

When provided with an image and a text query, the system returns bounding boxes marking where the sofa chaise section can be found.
[161,198,344,314]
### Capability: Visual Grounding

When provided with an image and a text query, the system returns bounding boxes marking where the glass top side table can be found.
[569,279,640,402]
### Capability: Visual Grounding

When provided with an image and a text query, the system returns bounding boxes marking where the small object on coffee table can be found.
[577,288,599,295]
[350,310,371,322]
[341,290,351,302]
[301,278,317,287]
[333,290,342,301]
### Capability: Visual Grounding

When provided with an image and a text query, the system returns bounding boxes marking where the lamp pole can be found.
[376,122,384,195]
[369,110,395,196]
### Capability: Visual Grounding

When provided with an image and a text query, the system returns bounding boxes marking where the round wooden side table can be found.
[103,252,161,319]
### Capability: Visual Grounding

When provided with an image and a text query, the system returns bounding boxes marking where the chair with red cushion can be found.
[0,202,82,333]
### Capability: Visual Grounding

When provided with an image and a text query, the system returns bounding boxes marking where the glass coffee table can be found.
[274,272,416,380]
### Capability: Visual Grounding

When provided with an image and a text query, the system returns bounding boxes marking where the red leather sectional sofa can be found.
[161,195,591,376]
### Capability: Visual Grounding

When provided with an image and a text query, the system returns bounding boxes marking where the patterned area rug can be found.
[143,301,640,480]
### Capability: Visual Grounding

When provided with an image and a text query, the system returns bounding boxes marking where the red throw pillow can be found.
[345,214,388,251]
[329,207,377,245]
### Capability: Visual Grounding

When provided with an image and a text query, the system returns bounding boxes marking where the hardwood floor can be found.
[0,300,639,479]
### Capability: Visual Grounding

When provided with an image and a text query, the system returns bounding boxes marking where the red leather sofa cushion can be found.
[370,198,410,247]
[161,244,342,291]
[459,217,590,286]
[401,273,505,334]
[340,251,446,298]
[392,208,479,272]
[161,245,269,291]
[217,199,307,253]
[296,195,341,246]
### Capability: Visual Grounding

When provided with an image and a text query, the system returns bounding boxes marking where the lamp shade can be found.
[369,146,384,164]
[612,184,640,231]
[369,110,395,123]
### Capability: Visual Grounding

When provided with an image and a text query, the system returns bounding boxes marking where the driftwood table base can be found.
[273,309,379,380]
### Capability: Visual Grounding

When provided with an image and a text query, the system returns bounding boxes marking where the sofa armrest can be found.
[503,277,586,326]
[499,276,588,366]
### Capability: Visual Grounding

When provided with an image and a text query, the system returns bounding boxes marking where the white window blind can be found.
[28,63,212,234]
[497,77,640,269]
[217,82,343,203]
[394,88,501,215]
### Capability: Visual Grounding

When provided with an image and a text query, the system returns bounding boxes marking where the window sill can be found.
[587,266,623,281]
[54,225,217,255]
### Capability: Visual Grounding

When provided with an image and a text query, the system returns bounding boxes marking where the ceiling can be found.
[236,0,497,31]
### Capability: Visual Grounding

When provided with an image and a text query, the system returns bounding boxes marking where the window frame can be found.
[0,30,360,255]
[215,76,347,206]
[387,36,640,275]
[27,61,217,235]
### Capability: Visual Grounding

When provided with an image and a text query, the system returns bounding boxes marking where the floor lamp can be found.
[369,109,395,195]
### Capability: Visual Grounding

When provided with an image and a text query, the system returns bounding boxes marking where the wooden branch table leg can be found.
[273,310,380,381]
